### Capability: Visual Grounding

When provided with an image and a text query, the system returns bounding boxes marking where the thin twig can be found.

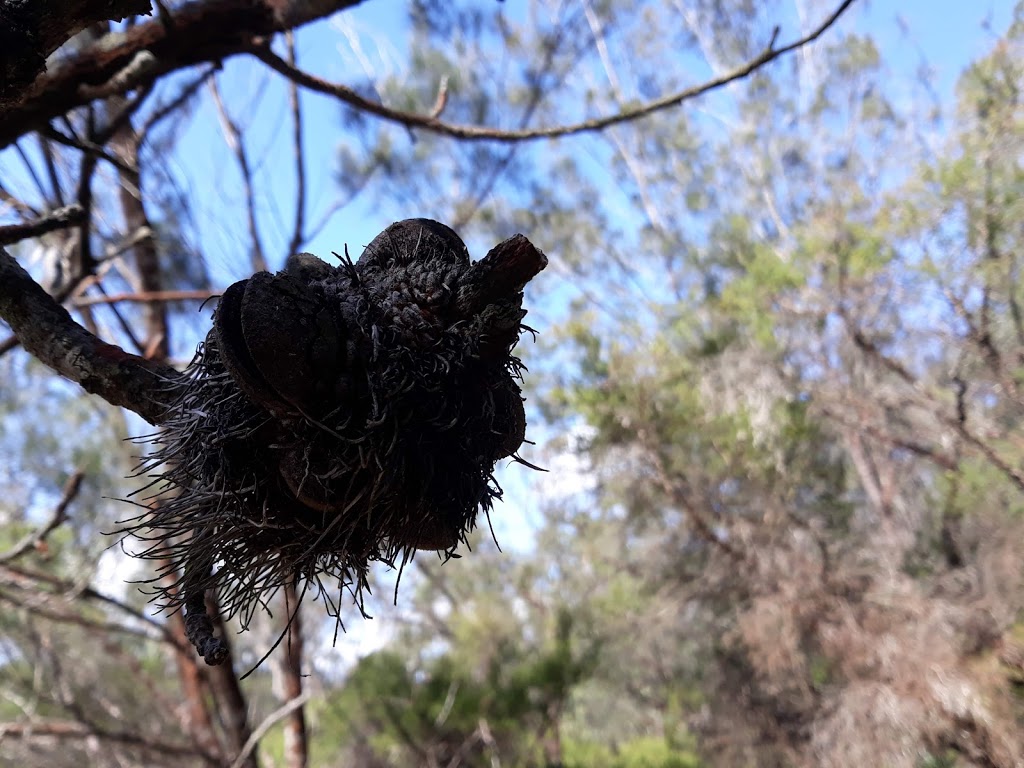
[13,141,49,205]
[91,283,146,355]
[285,33,306,260]
[0,718,212,762]
[73,288,218,307]
[0,562,181,646]
[0,473,83,564]
[0,183,39,217]
[248,0,857,144]
[37,133,65,206]
[73,107,99,277]
[139,65,218,143]
[229,690,314,768]
[39,125,138,175]
[0,587,160,643]
[429,75,450,119]
[0,226,159,357]
[209,78,267,273]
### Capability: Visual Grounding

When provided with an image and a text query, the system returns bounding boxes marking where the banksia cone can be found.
[123,220,546,664]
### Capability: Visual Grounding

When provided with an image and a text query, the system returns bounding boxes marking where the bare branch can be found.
[0,717,211,762]
[91,283,147,355]
[0,247,181,423]
[138,66,218,143]
[0,562,180,646]
[39,124,138,176]
[429,75,450,119]
[0,587,160,644]
[37,133,66,206]
[73,288,219,307]
[277,582,307,768]
[820,406,959,472]
[0,472,84,564]
[110,104,169,359]
[77,50,159,100]
[0,183,39,217]
[13,141,50,204]
[0,204,86,246]
[0,0,152,109]
[209,78,268,273]
[640,429,744,560]
[285,32,306,261]
[249,0,857,143]
[229,691,315,768]
[0,0,368,150]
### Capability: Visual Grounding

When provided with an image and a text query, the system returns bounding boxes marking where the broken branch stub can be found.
[122,219,546,664]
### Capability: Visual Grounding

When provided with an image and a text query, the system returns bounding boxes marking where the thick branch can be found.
[249,0,857,143]
[0,247,181,423]
[0,0,152,109]
[0,0,366,148]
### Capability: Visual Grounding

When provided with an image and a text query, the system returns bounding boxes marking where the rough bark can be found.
[0,0,152,109]
[0,0,366,147]
[0,246,180,423]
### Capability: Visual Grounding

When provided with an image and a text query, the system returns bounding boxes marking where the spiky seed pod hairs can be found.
[122,220,547,665]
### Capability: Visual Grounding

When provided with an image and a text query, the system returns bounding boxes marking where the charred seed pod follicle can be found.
[121,220,547,665]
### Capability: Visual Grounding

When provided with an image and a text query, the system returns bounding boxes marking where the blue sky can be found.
[168,0,1016,280]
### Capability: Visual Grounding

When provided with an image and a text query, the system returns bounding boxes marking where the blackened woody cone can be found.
[121,220,547,664]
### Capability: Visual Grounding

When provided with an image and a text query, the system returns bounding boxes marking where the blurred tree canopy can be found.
[3,1,1024,767]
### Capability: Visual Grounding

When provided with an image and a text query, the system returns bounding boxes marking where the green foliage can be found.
[917,751,960,768]
[321,606,604,766]
[564,736,703,768]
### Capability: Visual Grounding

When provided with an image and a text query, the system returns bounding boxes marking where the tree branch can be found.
[285,32,306,261]
[229,691,314,768]
[39,124,138,176]
[0,0,367,149]
[209,77,267,273]
[0,562,182,646]
[0,247,181,423]
[248,0,857,143]
[0,0,152,109]
[0,204,86,246]
[73,288,219,307]
[0,471,84,564]
[277,581,307,768]
[0,717,212,762]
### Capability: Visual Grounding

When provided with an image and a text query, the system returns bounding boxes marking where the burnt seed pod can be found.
[122,220,547,664]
